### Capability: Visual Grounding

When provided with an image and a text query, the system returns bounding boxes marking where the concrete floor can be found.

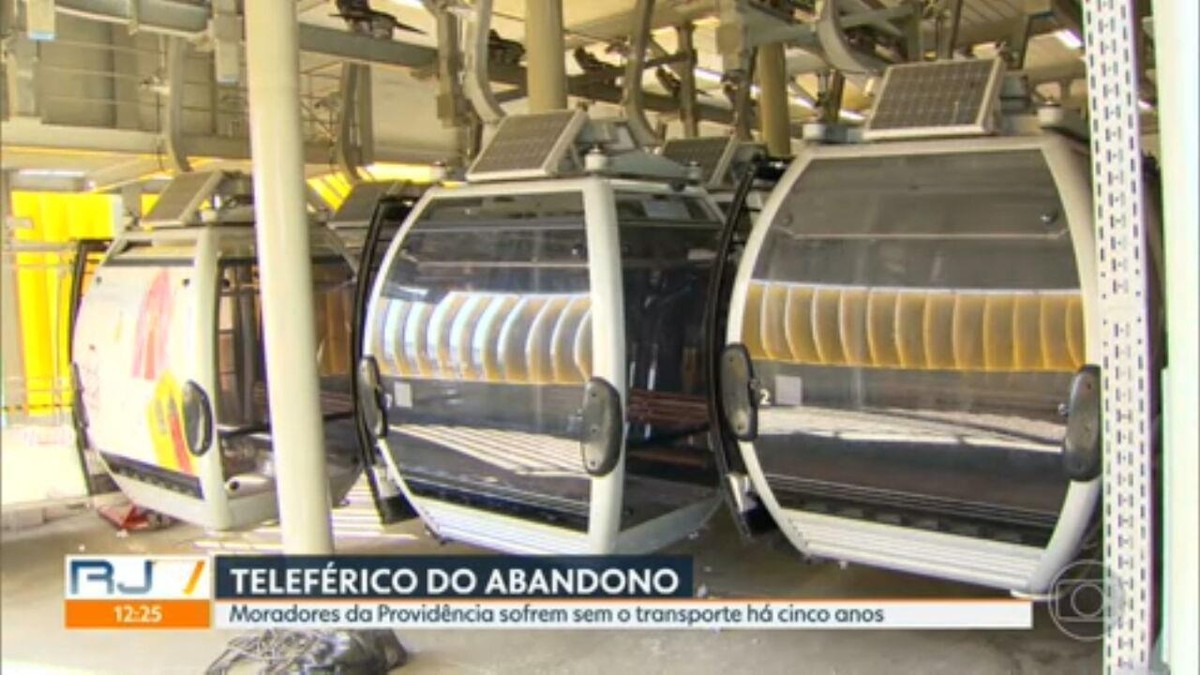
[1,486,1100,675]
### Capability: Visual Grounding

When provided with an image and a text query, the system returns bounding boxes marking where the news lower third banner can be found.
[64,555,1032,630]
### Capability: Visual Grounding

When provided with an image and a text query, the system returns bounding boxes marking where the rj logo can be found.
[63,557,211,630]
[69,560,153,596]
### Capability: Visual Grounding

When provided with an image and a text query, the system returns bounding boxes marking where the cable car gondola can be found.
[359,111,729,553]
[72,171,365,530]
[717,59,1164,594]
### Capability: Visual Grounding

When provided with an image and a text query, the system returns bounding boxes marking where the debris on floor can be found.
[96,503,173,532]
[205,629,408,674]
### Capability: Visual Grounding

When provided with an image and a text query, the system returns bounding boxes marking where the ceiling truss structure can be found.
[0,0,1127,191]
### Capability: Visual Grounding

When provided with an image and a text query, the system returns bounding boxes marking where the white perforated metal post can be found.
[1082,1,1156,671]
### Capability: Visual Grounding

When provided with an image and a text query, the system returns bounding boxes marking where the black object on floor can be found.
[206,629,408,674]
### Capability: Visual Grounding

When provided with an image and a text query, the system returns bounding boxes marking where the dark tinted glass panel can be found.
[744,150,1080,543]
[215,254,357,479]
[371,192,592,530]
[616,191,723,529]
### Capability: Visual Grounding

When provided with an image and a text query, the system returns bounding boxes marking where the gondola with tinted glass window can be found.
[717,59,1164,594]
[359,111,729,553]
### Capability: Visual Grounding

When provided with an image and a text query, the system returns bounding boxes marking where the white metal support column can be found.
[1152,0,1199,673]
[524,0,567,112]
[244,0,334,554]
[1082,1,1156,670]
[756,43,791,157]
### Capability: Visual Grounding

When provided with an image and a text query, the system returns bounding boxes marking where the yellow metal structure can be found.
[6,192,117,417]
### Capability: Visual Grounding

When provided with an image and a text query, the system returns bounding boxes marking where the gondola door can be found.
[608,183,726,551]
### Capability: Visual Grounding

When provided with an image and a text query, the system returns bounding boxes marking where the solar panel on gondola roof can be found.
[660,137,737,186]
[864,58,1005,140]
[142,171,226,227]
[467,110,587,181]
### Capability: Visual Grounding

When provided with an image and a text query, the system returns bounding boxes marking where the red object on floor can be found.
[96,503,171,531]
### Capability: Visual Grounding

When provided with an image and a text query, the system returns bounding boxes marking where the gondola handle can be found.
[580,377,623,477]
[719,343,759,442]
[1062,364,1102,481]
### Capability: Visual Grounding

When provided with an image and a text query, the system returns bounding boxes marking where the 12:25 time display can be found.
[112,603,164,624]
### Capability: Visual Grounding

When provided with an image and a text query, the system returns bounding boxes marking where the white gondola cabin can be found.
[72,172,362,530]
[359,111,728,553]
[718,60,1163,595]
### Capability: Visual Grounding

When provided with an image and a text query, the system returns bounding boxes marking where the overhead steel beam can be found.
[47,0,437,69]
[0,119,402,165]
[718,1,917,54]
[4,172,89,192]
[296,23,435,69]
[925,8,1064,53]
[21,0,824,147]
[3,119,163,154]
[52,0,208,34]
[1022,60,1087,85]
[560,0,717,49]
[488,64,737,126]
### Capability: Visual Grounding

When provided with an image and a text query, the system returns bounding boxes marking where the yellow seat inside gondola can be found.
[744,280,1085,373]
[373,291,594,385]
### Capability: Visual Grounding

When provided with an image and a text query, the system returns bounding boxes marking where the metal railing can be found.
[1,240,77,428]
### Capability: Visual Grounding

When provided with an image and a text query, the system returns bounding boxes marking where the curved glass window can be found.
[214,252,357,479]
[371,191,594,530]
[743,150,1080,542]
[615,191,724,528]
